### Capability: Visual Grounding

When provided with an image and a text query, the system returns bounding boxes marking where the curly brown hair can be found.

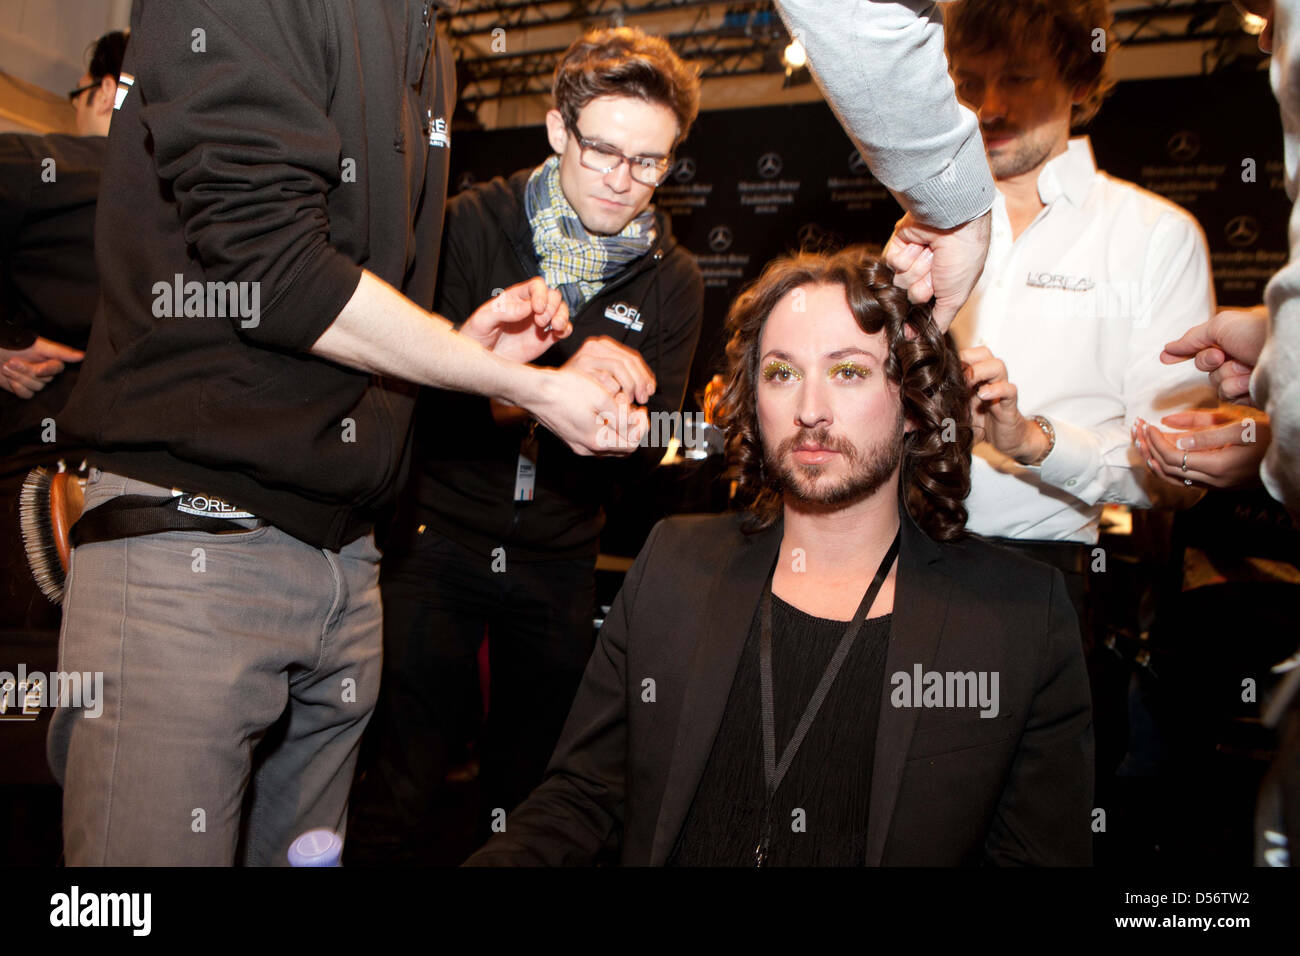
[553,27,701,148]
[717,246,973,542]
[945,0,1115,128]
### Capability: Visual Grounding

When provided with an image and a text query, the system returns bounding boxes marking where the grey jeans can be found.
[47,470,382,865]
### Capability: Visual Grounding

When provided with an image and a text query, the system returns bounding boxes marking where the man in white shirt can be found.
[943,0,1214,619]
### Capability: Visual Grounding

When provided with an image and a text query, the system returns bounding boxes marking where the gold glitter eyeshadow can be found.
[761,360,801,382]
[828,361,871,380]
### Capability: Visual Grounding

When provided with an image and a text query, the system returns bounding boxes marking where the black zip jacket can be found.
[402,168,705,562]
[59,0,455,550]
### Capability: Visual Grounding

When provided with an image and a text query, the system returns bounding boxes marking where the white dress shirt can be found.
[949,137,1217,543]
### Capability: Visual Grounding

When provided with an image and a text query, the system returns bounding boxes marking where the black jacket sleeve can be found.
[133,0,362,351]
[983,568,1095,865]
[463,520,668,865]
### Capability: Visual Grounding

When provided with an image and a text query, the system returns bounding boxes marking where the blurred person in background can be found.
[941,0,1215,631]
[0,28,128,631]
[1155,0,1299,868]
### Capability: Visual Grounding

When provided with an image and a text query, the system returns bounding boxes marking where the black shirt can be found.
[668,596,892,867]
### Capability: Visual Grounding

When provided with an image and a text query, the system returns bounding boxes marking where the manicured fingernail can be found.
[1175,438,1189,450]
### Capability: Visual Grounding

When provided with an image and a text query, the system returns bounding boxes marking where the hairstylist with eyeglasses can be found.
[346,26,705,865]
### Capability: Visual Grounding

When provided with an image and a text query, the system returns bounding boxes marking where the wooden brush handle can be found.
[49,473,85,576]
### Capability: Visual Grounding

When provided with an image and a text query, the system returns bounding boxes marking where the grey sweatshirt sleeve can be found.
[1256,0,1300,515]
[773,0,994,229]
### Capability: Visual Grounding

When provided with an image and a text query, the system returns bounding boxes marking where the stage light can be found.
[1240,12,1267,35]
[782,38,807,70]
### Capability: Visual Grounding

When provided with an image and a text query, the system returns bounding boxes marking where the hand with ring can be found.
[1132,406,1272,490]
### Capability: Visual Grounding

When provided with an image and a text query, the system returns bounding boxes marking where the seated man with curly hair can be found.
[465,246,1094,867]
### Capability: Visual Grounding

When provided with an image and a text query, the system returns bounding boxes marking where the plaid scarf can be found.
[525,155,657,313]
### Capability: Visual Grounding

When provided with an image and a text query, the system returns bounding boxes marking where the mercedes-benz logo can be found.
[456,171,476,192]
[1166,130,1200,162]
[708,225,734,253]
[797,222,830,250]
[847,150,868,175]
[758,152,783,179]
[1225,215,1261,248]
[672,157,696,183]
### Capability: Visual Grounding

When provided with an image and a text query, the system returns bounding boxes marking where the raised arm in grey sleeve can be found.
[773,0,994,229]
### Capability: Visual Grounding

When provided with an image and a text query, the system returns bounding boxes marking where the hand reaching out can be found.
[960,345,1048,464]
[884,209,991,333]
[1160,307,1268,404]
[562,335,656,406]
[1,337,86,399]
[1133,406,1271,490]
[525,366,649,457]
[460,278,572,365]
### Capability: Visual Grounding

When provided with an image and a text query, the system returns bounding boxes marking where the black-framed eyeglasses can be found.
[567,122,672,187]
[67,82,98,102]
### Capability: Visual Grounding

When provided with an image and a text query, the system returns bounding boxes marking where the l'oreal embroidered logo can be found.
[170,489,255,519]
[604,302,643,332]
[1025,271,1095,292]
[428,113,449,148]
[113,72,134,111]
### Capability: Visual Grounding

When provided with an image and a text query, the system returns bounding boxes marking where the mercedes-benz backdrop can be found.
[448,70,1286,405]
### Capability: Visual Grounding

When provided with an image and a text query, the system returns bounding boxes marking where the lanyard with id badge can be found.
[514,420,540,502]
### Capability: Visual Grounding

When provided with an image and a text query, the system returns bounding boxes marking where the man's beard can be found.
[764,413,904,509]
[984,126,1055,180]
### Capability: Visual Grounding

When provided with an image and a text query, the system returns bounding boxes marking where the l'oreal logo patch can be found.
[604,302,643,332]
[113,72,134,111]
[1025,271,1095,292]
[428,113,449,148]
[170,490,255,519]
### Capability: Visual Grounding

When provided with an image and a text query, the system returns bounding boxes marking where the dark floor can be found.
[2,758,1275,867]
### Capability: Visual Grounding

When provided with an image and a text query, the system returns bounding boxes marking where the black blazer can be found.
[465,507,1095,866]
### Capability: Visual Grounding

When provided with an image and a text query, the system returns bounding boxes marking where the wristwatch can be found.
[1017,415,1056,467]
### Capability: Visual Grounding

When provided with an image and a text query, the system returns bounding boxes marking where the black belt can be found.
[70,494,266,547]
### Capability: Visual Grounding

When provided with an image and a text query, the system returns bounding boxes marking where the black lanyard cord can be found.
[755,529,901,867]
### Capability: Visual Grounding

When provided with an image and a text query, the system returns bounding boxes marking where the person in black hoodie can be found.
[348,27,704,864]
[47,1,648,867]
[1,29,127,632]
